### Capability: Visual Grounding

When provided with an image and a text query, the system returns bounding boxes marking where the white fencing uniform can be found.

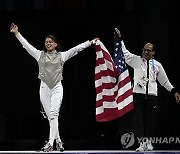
[15,32,92,146]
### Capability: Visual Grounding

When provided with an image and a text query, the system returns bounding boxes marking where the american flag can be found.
[95,31,133,122]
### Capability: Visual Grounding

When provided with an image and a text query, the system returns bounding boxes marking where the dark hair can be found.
[43,34,61,52]
[143,42,156,51]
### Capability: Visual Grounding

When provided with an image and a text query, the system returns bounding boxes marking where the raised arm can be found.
[115,28,140,68]
[10,23,42,61]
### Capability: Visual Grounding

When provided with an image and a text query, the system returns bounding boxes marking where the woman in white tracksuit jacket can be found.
[10,23,98,152]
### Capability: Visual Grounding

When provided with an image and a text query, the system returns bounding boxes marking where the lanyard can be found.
[151,58,156,80]
[141,58,156,81]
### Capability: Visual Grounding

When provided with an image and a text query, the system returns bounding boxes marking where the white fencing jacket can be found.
[15,32,91,89]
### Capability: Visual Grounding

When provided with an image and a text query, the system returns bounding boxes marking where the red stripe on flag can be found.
[95,40,133,122]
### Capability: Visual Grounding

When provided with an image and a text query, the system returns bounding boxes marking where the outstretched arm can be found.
[10,23,41,61]
[62,37,99,62]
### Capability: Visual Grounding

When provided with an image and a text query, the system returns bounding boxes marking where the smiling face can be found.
[142,43,155,60]
[45,37,57,52]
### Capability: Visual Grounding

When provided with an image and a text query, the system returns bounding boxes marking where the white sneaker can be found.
[136,142,147,152]
[146,140,154,151]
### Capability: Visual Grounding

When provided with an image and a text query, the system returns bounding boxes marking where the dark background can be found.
[0,0,180,151]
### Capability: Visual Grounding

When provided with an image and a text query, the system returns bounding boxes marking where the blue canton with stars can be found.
[113,32,127,74]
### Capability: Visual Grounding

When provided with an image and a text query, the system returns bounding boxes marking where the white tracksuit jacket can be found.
[121,40,174,96]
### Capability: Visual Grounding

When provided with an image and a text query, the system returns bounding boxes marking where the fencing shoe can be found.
[56,142,64,152]
[41,142,53,152]
[136,142,147,152]
[146,140,154,151]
